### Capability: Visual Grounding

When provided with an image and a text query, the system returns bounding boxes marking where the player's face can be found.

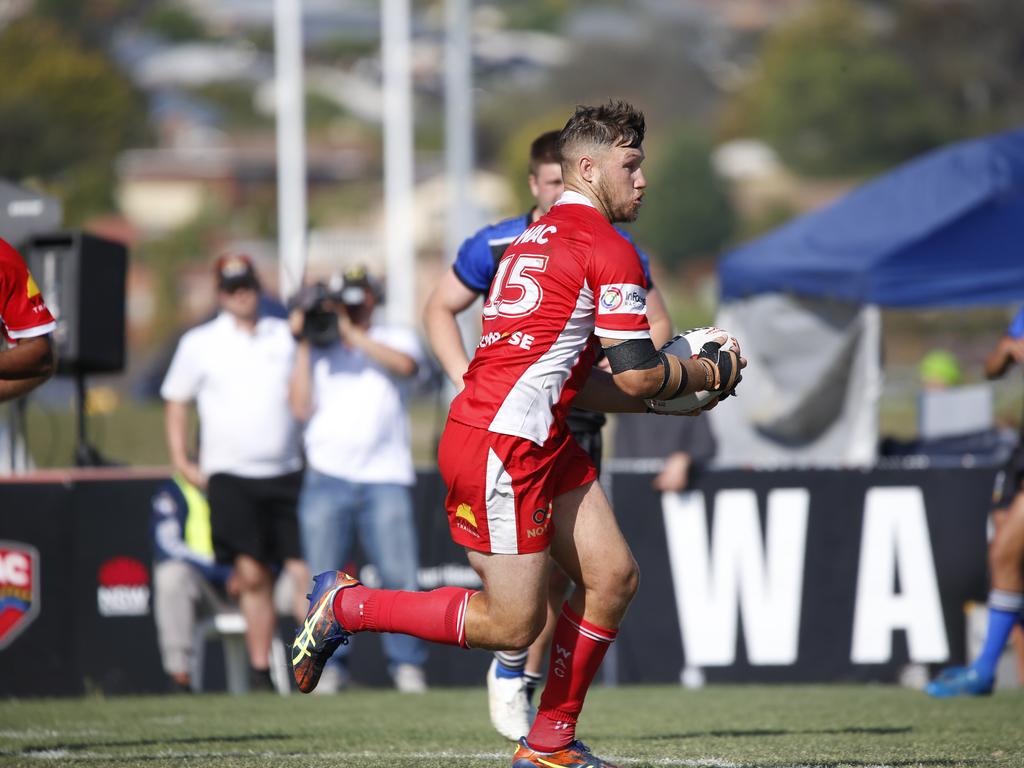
[595,144,646,223]
[528,162,564,216]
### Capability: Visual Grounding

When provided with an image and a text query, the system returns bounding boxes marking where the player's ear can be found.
[579,154,596,183]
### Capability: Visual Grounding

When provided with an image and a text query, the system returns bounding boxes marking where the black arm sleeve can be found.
[603,338,660,374]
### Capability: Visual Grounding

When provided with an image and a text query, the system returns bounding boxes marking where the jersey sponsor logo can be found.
[478,329,536,351]
[97,556,151,617]
[598,283,647,315]
[0,542,40,651]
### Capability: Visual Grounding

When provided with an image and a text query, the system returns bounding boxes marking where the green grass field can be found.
[1,685,1021,767]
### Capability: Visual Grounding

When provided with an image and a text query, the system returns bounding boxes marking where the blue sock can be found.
[494,650,527,679]
[973,590,1024,678]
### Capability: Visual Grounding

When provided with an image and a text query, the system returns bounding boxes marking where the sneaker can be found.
[292,571,360,693]
[512,738,619,768]
[488,658,534,742]
[393,663,428,693]
[924,666,995,698]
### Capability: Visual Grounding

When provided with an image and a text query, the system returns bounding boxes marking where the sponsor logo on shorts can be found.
[0,541,40,651]
[97,556,151,617]
[532,508,548,525]
[455,503,480,538]
[598,283,646,315]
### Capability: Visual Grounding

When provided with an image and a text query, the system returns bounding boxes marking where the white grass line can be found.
[0,729,101,740]
[16,748,899,767]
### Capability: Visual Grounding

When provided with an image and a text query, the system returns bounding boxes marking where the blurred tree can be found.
[633,128,736,269]
[0,17,150,222]
[33,0,142,45]
[135,211,224,343]
[725,0,951,176]
[496,110,573,212]
[884,0,1024,134]
[498,0,574,32]
[143,1,208,42]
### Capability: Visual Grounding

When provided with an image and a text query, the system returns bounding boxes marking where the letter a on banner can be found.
[850,487,948,664]
[662,489,809,666]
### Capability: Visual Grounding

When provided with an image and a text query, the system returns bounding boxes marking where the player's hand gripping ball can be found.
[646,327,743,415]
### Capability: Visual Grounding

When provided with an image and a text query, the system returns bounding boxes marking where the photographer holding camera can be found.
[288,264,428,693]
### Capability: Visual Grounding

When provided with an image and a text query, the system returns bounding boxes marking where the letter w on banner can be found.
[663,489,808,666]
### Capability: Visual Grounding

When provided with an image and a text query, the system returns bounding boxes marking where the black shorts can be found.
[993,446,1024,509]
[991,444,1024,512]
[207,471,303,565]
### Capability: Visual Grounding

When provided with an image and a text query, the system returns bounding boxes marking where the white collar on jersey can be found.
[552,190,596,209]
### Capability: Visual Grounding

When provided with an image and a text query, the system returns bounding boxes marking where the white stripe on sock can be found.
[989,589,1024,613]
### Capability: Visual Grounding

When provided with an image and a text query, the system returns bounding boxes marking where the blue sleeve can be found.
[613,227,654,289]
[1008,307,1024,339]
[452,230,497,294]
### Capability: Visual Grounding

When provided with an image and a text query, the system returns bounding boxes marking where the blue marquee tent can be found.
[718,128,1024,308]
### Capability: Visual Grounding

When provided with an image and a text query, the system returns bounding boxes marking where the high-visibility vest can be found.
[174,475,214,558]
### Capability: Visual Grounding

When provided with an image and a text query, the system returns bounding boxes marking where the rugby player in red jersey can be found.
[292,101,743,768]
[0,238,55,403]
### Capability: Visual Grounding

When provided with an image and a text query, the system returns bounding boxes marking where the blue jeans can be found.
[297,468,427,669]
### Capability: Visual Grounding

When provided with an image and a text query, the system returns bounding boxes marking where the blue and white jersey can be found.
[453,211,655,296]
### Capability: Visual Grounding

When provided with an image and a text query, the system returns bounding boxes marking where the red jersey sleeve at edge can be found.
[0,240,56,337]
[588,221,651,340]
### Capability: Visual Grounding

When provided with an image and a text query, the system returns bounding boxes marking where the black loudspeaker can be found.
[23,231,127,375]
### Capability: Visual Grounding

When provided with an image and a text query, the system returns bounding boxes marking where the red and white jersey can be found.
[0,238,56,343]
[449,192,651,446]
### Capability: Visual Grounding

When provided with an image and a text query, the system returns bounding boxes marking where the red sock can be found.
[333,585,475,648]
[527,603,617,752]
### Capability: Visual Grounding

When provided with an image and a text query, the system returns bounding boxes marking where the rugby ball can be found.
[645,326,740,415]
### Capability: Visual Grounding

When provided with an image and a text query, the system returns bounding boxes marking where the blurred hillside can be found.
[3,0,1024,466]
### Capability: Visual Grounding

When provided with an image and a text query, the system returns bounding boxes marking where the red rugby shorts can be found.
[437,419,597,554]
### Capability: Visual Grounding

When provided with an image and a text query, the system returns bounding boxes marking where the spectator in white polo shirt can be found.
[161,254,310,692]
[288,264,428,693]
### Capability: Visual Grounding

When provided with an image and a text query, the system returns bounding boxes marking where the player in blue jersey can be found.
[926,308,1024,696]
[423,130,672,739]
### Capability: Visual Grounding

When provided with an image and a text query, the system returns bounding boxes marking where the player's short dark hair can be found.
[558,100,646,160]
[529,130,562,175]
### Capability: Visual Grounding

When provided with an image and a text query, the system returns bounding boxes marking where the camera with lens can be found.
[291,266,382,348]
[291,278,343,347]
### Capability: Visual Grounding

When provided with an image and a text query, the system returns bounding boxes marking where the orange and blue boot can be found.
[512,738,620,768]
[291,570,360,693]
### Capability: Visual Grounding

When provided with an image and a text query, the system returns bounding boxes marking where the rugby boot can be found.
[924,666,995,698]
[512,737,620,768]
[292,570,360,693]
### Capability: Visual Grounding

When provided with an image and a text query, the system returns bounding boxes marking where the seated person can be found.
[151,474,239,692]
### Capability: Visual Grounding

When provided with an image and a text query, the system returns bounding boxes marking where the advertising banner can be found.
[613,468,993,684]
[0,467,996,695]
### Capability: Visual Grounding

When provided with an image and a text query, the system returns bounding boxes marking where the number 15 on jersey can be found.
[482,254,548,320]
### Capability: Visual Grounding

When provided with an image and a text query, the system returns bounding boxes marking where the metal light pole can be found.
[382,0,416,326]
[274,0,307,301]
[445,0,476,259]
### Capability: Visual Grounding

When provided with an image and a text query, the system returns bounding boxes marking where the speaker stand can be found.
[73,372,108,467]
